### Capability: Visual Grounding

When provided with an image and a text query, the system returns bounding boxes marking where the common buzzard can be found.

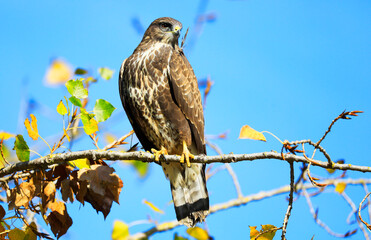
[119,17,209,226]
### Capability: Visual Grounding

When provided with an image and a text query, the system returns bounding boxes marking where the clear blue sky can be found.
[1,0,371,239]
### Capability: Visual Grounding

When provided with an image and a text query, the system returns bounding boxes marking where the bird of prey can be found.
[119,17,209,226]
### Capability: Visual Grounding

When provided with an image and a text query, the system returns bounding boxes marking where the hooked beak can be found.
[173,25,181,36]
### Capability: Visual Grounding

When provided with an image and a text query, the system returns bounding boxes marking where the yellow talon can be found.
[180,141,194,167]
[151,146,168,162]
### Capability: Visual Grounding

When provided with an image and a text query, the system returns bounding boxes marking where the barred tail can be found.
[163,162,209,227]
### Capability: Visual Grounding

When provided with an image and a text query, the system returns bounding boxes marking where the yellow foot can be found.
[151,146,168,162]
[180,141,194,168]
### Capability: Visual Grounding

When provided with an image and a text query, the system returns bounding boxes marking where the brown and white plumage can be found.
[119,17,209,226]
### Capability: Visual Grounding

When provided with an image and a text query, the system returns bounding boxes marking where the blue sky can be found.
[1,0,371,239]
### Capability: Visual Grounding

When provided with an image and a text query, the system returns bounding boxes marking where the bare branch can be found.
[341,192,369,239]
[129,178,371,240]
[1,150,370,180]
[281,161,294,240]
[303,189,357,238]
[359,192,371,233]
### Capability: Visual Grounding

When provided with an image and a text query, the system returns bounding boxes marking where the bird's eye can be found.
[160,22,172,31]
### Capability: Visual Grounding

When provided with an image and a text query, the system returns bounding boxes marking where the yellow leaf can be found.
[45,59,73,86]
[80,110,98,135]
[186,227,209,240]
[24,114,39,140]
[57,100,68,115]
[69,158,90,169]
[335,182,346,194]
[143,199,164,214]
[0,132,15,140]
[250,226,260,239]
[250,225,278,240]
[239,125,266,141]
[104,133,116,144]
[112,220,129,240]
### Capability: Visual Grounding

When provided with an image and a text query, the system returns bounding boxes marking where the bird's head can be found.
[143,17,183,47]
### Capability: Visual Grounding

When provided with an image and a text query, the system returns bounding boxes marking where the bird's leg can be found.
[180,141,194,168]
[151,146,168,162]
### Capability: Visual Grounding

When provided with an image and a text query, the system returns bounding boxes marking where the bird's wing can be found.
[168,49,205,154]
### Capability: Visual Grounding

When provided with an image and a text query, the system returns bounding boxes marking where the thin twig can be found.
[341,191,369,239]
[281,161,294,240]
[206,139,243,198]
[359,192,371,232]
[303,189,356,238]
[103,130,134,150]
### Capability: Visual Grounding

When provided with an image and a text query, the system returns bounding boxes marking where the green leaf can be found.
[174,233,188,240]
[74,68,88,75]
[0,143,10,168]
[69,96,82,107]
[80,109,98,135]
[93,99,116,123]
[112,220,129,240]
[65,79,88,99]
[13,135,30,162]
[25,222,38,240]
[98,67,114,80]
[57,100,68,115]
[8,228,26,240]
[131,161,149,178]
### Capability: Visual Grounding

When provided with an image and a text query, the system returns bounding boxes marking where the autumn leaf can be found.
[0,205,5,220]
[47,201,73,239]
[0,132,15,140]
[77,165,123,218]
[69,96,82,107]
[42,181,56,208]
[93,99,116,122]
[249,225,278,240]
[13,135,30,162]
[112,220,129,240]
[8,182,36,209]
[239,125,266,141]
[24,114,39,140]
[45,59,73,86]
[65,79,88,99]
[61,179,74,203]
[80,109,98,135]
[57,100,68,115]
[335,182,347,194]
[78,165,122,201]
[143,199,164,214]
[186,227,209,240]
[98,67,114,80]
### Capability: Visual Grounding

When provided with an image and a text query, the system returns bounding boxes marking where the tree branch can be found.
[129,178,371,240]
[281,161,294,240]
[1,150,370,179]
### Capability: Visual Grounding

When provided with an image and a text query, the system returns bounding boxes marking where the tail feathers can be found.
[167,163,209,227]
